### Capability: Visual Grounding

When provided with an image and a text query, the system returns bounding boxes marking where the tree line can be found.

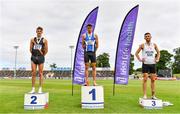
[96,47,180,74]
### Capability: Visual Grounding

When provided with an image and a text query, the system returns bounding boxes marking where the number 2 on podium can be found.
[30,96,37,104]
[89,89,96,100]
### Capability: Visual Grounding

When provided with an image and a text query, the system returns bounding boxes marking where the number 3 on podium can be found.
[89,89,96,100]
[31,96,37,104]
[152,101,156,106]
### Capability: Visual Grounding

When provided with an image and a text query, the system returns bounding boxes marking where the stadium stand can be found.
[158,69,172,77]
[0,68,114,79]
[1,67,174,79]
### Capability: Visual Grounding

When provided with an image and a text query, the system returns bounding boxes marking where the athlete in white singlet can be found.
[135,32,160,99]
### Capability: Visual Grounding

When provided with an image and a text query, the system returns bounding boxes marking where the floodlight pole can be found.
[69,45,74,79]
[13,46,19,78]
[69,45,74,96]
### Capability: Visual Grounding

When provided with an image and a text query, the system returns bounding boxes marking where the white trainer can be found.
[38,87,43,93]
[152,96,158,100]
[29,88,35,93]
[143,95,147,99]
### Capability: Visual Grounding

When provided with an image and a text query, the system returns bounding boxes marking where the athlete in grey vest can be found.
[135,32,160,99]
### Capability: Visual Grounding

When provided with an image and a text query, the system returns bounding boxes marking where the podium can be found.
[139,98,163,109]
[81,86,104,109]
[24,92,49,110]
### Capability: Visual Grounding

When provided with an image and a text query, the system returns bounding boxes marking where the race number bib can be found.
[33,44,42,50]
[145,51,154,57]
[86,40,95,45]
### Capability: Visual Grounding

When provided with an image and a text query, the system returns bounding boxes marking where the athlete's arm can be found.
[43,39,48,56]
[154,43,160,62]
[95,34,99,50]
[82,34,86,49]
[135,44,144,62]
[30,38,34,54]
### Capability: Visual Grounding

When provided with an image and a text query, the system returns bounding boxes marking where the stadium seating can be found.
[0,70,114,78]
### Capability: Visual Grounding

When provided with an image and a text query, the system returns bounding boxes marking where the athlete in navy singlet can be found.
[29,26,48,93]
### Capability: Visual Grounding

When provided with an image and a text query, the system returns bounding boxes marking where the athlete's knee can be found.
[143,77,148,82]
[39,71,43,75]
[151,78,155,83]
[32,71,36,76]
[92,65,96,71]
[143,79,147,83]
[143,73,148,81]
[39,71,43,77]
[85,64,89,70]
[151,74,157,81]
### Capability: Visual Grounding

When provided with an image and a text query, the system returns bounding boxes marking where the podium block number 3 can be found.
[30,96,37,104]
[89,89,96,100]
[152,101,156,106]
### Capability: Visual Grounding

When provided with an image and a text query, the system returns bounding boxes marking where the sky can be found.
[0,0,180,70]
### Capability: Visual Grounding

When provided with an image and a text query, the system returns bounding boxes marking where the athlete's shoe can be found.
[38,87,43,93]
[83,83,87,86]
[151,96,158,100]
[143,95,147,99]
[83,83,89,86]
[83,80,90,86]
[93,83,98,86]
[29,89,35,94]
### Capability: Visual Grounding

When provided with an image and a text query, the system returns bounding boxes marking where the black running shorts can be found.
[142,63,156,73]
[31,55,45,64]
[84,51,96,63]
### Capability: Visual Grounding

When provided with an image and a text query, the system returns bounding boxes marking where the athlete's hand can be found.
[138,58,142,62]
[142,58,145,62]
[38,49,44,55]
[82,45,86,49]
[155,59,159,63]
[138,58,145,62]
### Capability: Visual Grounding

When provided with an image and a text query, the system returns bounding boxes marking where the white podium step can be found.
[139,98,163,109]
[81,86,104,109]
[24,92,49,110]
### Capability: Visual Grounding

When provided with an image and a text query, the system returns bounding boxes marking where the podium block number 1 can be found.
[30,96,37,104]
[81,86,104,109]
[89,89,96,101]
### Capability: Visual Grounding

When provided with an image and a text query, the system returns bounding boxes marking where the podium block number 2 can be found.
[30,96,37,104]
[89,89,96,100]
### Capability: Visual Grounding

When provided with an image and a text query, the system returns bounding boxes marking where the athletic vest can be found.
[142,43,156,64]
[32,37,44,56]
[85,32,96,52]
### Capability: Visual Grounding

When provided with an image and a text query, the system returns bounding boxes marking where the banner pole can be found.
[113,5,139,95]
[72,7,99,96]
[113,70,116,96]
[113,81,115,96]
[72,78,74,96]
